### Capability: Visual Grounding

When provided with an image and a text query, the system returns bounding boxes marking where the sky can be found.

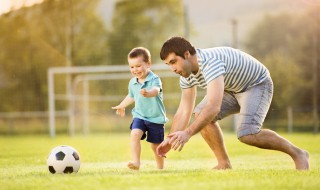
[0,0,43,15]
[182,0,312,48]
[0,0,316,48]
[98,0,313,48]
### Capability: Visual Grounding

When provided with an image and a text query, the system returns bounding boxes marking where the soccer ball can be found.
[47,145,81,174]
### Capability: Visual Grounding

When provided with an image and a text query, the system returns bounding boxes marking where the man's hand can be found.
[156,138,172,158]
[168,130,192,152]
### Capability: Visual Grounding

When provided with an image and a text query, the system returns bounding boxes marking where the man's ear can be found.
[184,51,190,59]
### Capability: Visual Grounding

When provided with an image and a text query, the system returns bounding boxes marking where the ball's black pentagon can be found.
[55,151,65,160]
[72,152,80,161]
[48,166,56,174]
[63,167,74,173]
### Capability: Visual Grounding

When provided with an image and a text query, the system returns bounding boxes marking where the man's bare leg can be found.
[239,129,309,170]
[199,120,232,170]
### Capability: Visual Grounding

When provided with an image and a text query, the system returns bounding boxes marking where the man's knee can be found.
[238,133,260,146]
[238,134,251,143]
[237,124,261,143]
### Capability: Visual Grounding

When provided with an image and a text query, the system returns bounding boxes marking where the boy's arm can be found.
[140,86,160,97]
[111,95,134,117]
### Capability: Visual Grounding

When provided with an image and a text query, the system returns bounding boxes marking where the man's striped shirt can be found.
[180,47,269,93]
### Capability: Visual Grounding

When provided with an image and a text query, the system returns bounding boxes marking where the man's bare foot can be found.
[127,162,140,170]
[294,149,309,170]
[213,162,232,170]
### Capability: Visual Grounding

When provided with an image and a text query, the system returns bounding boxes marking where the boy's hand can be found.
[140,88,149,97]
[111,106,126,117]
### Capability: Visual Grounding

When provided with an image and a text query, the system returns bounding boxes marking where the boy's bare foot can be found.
[127,162,140,170]
[213,162,232,170]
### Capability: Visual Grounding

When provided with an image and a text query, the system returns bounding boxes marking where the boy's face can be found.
[128,56,151,80]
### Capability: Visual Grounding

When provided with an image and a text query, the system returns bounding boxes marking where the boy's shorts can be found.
[193,76,273,138]
[130,118,164,143]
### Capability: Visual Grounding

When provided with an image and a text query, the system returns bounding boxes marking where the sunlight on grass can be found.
[0,133,319,190]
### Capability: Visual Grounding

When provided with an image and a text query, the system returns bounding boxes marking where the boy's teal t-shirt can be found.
[128,71,168,124]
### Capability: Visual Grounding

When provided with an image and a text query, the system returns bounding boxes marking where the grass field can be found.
[0,132,319,190]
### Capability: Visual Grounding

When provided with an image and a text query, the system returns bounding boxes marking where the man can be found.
[156,36,309,170]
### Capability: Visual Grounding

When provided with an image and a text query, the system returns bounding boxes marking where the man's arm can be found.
[185,75,224,136]
[170,86,197,133]
[156,86,196,157]
[169,75,224,151]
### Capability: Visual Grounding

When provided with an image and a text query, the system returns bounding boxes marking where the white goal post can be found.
[47,64,178,137]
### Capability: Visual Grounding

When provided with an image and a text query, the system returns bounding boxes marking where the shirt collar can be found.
[196,48,203,64]
[133,70,154,84]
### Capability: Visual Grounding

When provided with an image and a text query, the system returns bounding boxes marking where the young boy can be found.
[112,47,168,170]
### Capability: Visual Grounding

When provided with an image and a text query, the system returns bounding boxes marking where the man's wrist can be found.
[185,128,193,136]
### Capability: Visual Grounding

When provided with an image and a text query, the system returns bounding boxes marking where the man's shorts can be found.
[130,118,164,143]
[193,76,273,138]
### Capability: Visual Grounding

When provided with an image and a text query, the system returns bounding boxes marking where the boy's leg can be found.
[129,128,144,170]
[151,143,164,169]
[144,121,165,169]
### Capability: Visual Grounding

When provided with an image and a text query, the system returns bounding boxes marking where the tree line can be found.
[245,6,320,130]
[0,0,184,112]
[0,0,319,130]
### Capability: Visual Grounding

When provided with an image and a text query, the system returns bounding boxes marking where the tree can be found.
[246,13,306,108]
[245,6,320,131]
[107,0,184,65]
[0,0,108,112]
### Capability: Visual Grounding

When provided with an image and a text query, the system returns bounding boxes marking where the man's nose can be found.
[169,65,176,73]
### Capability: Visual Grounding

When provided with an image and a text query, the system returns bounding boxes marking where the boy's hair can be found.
[128,47,151,63]
[160,36,196,60]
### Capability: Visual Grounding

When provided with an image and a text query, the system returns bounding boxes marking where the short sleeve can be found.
[180,76,193,89]
[202,58,225,84]
[128,79,134,98]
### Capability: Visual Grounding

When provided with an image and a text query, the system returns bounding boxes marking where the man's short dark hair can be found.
[160,36,196,60]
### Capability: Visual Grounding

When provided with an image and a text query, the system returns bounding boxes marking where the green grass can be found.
[0,132,319,190]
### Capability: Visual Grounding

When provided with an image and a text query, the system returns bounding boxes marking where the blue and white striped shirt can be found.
[180,47,269,93]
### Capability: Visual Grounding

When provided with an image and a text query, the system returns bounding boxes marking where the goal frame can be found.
[47,64,177,137]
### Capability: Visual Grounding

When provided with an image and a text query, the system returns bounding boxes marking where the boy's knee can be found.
[131,130,143,139]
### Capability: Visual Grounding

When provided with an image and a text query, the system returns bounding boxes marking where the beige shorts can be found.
[194,76,273,138]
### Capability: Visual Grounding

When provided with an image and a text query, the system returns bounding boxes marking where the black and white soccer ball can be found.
[47,145,80,174]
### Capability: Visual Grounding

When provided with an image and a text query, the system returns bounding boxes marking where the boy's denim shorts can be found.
[194,76,273,138]
[130,118,164,143]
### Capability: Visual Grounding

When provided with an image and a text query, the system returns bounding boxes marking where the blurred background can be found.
[0,0,319,136]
